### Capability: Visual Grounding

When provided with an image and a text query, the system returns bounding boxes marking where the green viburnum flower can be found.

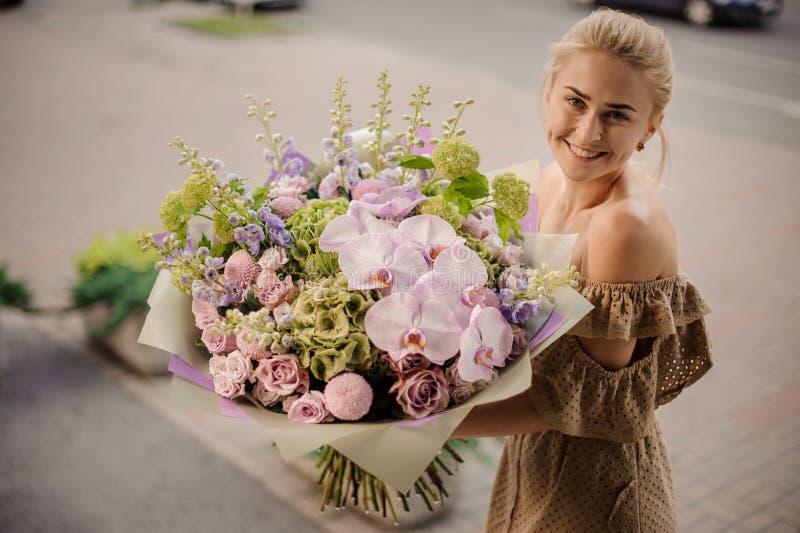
[492,172,530,220]
[159,191,187,234]
[181,172,213,212]
[431,138,481,180]
[291,274,380,380]
[212,209,235,244]
[418,195,463,230]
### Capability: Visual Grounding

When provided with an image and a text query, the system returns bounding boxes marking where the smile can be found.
[564,140,606,160]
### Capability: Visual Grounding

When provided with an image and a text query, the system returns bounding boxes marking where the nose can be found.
[576,112,603,144]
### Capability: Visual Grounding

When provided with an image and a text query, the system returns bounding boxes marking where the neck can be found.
[560,168,623,216]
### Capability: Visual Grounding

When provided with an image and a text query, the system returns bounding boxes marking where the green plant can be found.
[72,231,160,336]
[0,265,34,312]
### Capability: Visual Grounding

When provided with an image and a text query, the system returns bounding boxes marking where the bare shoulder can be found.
[539,161,562,203]
[584,183,677,283]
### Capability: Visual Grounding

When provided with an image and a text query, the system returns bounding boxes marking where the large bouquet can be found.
[138,72,592,523]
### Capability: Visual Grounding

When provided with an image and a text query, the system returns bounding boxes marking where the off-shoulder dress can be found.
[486,274,712,532]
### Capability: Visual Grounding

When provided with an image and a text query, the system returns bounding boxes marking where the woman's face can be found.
[544,51,658,184]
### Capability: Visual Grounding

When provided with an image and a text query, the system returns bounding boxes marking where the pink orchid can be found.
[318,202,395,253]
[337,233,428,292]
[365,292,463,364]
[397,215,460,265]
[457,306,513,382]
[357,185,425,219]
[432,240,488,291]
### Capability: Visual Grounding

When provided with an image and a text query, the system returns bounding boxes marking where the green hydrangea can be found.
[284,199,348,278]
[181,172,213,212]
[431,138,480,180]
[169,264,195,295]
[291,274,381,381]
[418,195,463,230]
[159,191,187,234]
[212,209,235,244]
[492,172,530,220]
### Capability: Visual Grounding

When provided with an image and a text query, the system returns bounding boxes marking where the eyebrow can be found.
[564,86,638,113]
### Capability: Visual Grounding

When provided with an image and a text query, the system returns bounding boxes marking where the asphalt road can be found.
[303,0,800,151]
[0,311,320,533]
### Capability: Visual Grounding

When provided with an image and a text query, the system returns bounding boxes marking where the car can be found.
[575,0,783,26]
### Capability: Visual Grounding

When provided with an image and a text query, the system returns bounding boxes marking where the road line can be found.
[676,74,800,119]
[683,40,800,76]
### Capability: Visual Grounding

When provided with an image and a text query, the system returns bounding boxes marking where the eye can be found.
[607,111,629,121]
[566,97,584,108]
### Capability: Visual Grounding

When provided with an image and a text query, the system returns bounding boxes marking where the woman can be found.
[453,9,712,532]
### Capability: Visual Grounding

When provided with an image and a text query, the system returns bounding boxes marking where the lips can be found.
[564,140,606,160]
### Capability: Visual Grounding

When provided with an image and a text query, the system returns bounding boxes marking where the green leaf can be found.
[211,242,232,257]
[493,208,521,243]
[252,186,268,206]
[457,196,472,216]
[198,234,212,250]
[394,154,434,170]
[228,179,244,193]
[451,172,489,199]
[443,183,460,204]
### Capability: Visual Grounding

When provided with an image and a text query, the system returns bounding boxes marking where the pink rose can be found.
[201,324,237,355]
[213,374,245,399]
[258,247,289,271]
[391,367,450,419]
[236,329,271,361]
[254,271,298,310]
[253,380,282,407]
[269,176,310,199]
[284,391,334,424]
[510,324,528,357]
[351,178,385,200]
[209,355,227,378]
[224,350,253,383]
[460,285,501,309]
[192,298,219,329]
[272,302,293,328]
[383,353,431,376]
[445,364,477,405]
[254,354,309,396]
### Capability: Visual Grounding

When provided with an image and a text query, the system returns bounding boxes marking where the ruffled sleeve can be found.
[569,273,710,341]
[528,274,713,442]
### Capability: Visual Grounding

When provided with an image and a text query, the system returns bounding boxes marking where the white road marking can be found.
[683,40,800,76]
[676,74,800,119]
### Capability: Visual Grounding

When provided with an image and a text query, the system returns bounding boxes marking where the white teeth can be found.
[568,143,602,159]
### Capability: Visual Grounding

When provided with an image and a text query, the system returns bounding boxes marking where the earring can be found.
[636,142,645,152]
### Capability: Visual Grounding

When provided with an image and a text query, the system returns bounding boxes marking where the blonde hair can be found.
[546,8,674,183]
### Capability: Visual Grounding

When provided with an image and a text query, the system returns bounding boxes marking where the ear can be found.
[641,113,664,144]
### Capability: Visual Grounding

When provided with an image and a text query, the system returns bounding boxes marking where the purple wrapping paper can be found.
[519,191,538,233]
[529,311,567,350]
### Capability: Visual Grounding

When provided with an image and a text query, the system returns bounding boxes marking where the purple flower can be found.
[204,268,219,283]
[501,298,542,324]
[224,282,243,305]
[257,206,272,223]
[229,213,241,226]
[269,227,291,247]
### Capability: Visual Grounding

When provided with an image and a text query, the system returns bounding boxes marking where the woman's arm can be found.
[451,391,552,438]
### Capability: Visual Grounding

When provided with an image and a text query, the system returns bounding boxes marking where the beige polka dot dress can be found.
[486,274,712,532]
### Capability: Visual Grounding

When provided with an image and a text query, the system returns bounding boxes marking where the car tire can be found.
[684,0,715,26]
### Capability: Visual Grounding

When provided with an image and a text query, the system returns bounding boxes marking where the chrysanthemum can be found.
[224,249,261,288]
[269,196,304,220]
[324,372,373,421]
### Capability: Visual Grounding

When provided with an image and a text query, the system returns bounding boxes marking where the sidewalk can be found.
[1,1,798,531]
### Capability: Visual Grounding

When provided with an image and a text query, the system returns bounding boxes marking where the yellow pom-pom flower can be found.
[418,195,463,230]
[159,191,186,234]
[213,209,235,244]
[181,173,212,212]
